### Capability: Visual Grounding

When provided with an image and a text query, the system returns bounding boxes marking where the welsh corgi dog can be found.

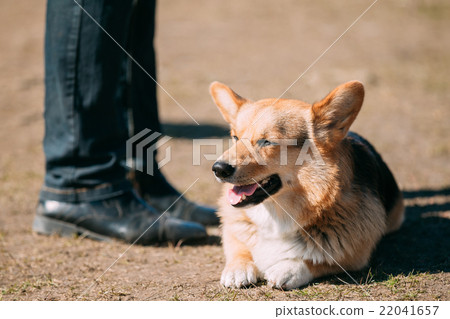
[209,81,404,290]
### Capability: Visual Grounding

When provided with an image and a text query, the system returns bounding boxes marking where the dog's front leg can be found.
[264,258,313,290]
[221,225,259,288]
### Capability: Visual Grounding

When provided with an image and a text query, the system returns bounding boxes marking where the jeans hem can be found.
[39,180,133,203]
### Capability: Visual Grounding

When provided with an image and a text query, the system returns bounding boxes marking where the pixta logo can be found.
[126,129,172,176]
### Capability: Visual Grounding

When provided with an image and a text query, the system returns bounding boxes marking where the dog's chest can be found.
[245,203,307,272]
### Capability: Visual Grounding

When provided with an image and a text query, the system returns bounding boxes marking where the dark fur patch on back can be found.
[347,132,400,214]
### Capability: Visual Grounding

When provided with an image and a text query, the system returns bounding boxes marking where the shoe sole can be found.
[33,215,111,242]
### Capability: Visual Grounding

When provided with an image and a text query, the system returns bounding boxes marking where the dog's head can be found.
[210,81,364,208]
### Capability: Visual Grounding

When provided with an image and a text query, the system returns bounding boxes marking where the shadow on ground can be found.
[162,122,229,139]
[185,234,222,246]
[371,188,450,274]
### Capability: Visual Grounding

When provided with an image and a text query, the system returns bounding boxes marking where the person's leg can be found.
[42,0,133,201]
[35,0,206,243]
[128,0,218,225]
[126,0,178,197]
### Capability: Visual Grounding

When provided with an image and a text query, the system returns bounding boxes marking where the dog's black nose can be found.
[212,161,235,178]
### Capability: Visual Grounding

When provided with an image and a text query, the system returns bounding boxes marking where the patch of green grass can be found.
[291,283,339,300]
[210,288,239,301]
[401,291,419,301]
[1,274,55,296]
[292,287,321,298]
[432,143,450,157]
[2,282,28,295]
[170,293,181,301]
[381,271,432,299]
[364,268,375,285]
[385,274,401,292]
[418,2,450,20]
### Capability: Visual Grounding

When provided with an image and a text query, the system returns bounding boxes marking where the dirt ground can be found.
[0,0,449,301]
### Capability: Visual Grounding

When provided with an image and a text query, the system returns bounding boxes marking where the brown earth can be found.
[0,0,449,300]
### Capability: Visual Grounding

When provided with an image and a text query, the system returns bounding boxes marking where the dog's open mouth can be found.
[227,174,282,207]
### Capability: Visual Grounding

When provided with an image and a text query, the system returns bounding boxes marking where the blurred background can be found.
[0,0,448,300]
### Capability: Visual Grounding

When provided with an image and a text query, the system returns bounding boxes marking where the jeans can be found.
[41,0,171,202]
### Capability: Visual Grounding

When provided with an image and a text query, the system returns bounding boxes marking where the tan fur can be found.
[210,81,404,289]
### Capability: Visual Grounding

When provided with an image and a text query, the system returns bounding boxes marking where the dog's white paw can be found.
[221,262,258,288]
[264,259,313,290]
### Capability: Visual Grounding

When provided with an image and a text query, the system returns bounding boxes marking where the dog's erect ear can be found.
[209,82,247,124]
[311,81,364,146]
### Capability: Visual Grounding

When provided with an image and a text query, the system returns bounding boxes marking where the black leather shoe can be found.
[33,191,206,244]
[142,194,219,226]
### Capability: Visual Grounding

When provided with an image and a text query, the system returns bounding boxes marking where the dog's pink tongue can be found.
[228,183,259,205]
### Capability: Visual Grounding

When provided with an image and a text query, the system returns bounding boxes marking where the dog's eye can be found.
[232,135,239,141]
[257,139,275,147]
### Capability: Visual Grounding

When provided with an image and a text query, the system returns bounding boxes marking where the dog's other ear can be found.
[311,81,364,146]
[209,82,247,124]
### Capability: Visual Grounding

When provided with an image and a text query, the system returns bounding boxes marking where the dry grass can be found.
[0,0,449,300]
